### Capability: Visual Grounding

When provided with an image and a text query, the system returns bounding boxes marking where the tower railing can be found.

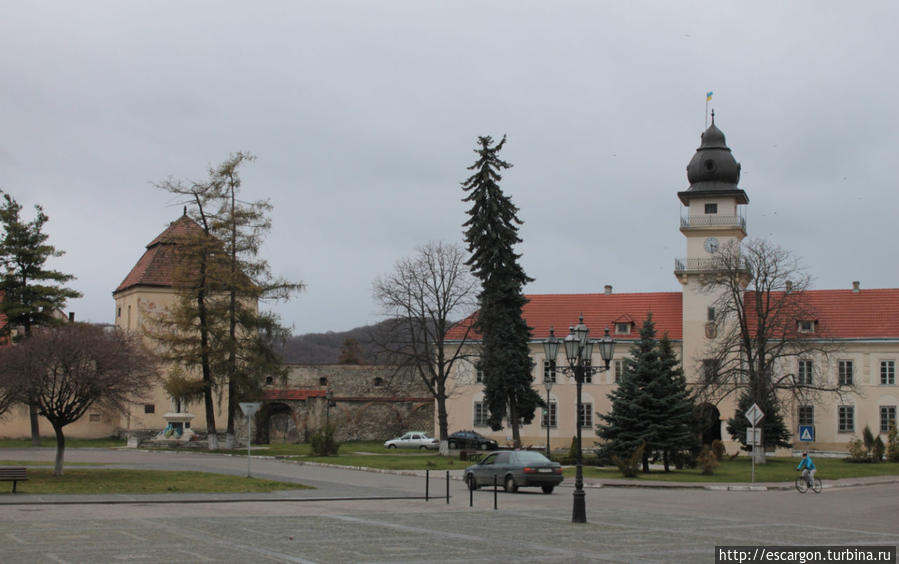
[674,257,750,273]
[679,215,746,230]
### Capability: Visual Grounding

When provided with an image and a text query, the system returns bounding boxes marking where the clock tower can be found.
[675,113,748,384]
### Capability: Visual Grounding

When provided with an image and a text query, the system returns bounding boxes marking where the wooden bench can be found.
[0,466,27,493]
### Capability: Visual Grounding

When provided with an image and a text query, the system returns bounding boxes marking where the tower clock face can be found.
[704,237,719,253]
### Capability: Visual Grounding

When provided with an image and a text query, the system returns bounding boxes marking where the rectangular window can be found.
[543,360,556,383]
[881,360,895,385]
[880,406,897,434]
[838,360,853,386]
[615,322,630,335]
[707,307,715,322]
[798,320,815,333]
[614,359,625,383]
[798,405,814,427]
[578,403,593,428]
[705,203,718,214]
[798,360,813,386]
[144,404,155,414]
[474,402,488,427]
[476,361,485,384]
[89,413,101,423]
[541,401,557,428]
[838,406,854,433]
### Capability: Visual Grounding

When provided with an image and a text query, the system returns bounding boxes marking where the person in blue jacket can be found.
[796,452,816,485]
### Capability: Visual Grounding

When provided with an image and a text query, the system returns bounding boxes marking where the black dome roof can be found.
[679,113,748,205]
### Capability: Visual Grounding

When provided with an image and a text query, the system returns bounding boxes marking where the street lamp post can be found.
[543,375,554,458]
[543,315,615,524]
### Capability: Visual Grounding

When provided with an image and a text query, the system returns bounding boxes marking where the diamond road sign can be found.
[745,403,764,427]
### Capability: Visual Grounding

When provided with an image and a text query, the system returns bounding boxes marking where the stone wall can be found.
[248,364,434,444]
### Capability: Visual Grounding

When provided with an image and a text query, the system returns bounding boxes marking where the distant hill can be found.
[278,320,392,364]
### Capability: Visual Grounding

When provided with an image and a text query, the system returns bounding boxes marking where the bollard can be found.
[493,474,498,510]
[446,471,450,504]
[425,469,430,501]
[469,478,473,507]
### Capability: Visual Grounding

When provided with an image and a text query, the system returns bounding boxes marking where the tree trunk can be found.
[642,452,650,473]
[52,423,66,476]
[29,404,41,445]
[663,450,670,472]
[436,392,449,456]
[509,401,521,448]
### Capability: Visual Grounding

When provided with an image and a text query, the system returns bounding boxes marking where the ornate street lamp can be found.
[543,315,615,524]
[543,328,561,459]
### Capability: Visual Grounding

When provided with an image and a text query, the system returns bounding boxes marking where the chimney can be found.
[785,281,792,293]
[852,281,860,293]
[68,312,75,322]
[604,285,612,295]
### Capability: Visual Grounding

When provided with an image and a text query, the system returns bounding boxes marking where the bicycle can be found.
[795,470,822,493]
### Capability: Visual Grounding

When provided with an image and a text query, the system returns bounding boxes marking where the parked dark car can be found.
[447,430,498,451]
[464,450,564,494]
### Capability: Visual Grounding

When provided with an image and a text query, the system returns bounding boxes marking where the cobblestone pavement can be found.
[1,449,897,563]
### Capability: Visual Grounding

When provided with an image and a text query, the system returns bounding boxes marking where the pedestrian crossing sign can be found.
[799,425,815,442]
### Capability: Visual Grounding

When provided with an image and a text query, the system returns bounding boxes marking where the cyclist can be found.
[796,452,816,486]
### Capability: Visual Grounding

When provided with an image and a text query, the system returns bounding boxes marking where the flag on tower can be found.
[706,91,714,101]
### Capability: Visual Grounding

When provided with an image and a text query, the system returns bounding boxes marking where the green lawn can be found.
[1,469,311,495]
[0,437,126,448]
[577,457,899,483]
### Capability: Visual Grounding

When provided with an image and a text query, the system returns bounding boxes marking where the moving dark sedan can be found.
[464,450,563,494]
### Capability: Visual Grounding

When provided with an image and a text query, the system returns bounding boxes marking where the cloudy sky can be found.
[2,2,897,335]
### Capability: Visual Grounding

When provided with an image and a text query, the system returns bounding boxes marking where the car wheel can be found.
[479,443,489,450]
[419,445,429,450]
[503,475,518,493]
[541,485,555,494]
[448,440,457,449]
[466,474,477,490]
[387,444,397,449]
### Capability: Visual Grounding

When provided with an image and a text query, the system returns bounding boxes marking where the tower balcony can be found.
[679,214,746,233]
[674,257,750,274]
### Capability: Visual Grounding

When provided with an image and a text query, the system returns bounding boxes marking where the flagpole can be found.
[705,91,713,128]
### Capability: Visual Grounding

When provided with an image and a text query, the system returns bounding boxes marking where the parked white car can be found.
[384,431,439,450]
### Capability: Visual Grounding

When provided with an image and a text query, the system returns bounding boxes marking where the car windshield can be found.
[513,452,552,464]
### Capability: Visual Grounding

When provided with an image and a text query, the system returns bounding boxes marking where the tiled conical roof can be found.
[113,214,205,295]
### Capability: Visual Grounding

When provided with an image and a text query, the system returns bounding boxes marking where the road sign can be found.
[744,403,764,427]
[799,425,815,442]
[239,402,261,417]
[746,427,761,446]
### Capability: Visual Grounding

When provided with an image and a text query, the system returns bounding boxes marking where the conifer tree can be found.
[597,315,661,472]
[0,190,81,444]
[656,334,697,470]
[461,135,541,447]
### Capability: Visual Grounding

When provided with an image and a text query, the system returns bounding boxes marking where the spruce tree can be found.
[461,135,541,447]
[0,190,81,444]
[597,315,662,472]
[656,334,697,470]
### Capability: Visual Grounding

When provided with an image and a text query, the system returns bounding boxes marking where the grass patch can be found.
[576,457,899,482]
[0,437,126,448]
[1,469,311,495]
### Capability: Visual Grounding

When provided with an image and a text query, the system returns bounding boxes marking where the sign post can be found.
[744,403,764,483]
[239,402,262,478]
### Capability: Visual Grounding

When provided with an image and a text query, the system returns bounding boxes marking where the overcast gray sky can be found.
[3,1,897,335]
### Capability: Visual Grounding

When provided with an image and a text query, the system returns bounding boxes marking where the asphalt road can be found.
[0,448,896,563]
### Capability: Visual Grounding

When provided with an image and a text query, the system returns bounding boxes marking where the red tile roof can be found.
[264,389,327,401]
[114,215,206,294]
[447,292,684,342]
[447,288,899,342]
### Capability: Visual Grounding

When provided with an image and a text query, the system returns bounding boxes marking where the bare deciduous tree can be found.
[0,324,159,475]
[697,239,848,460]
[373,242,478,453]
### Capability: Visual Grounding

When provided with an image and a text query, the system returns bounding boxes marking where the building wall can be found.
[254,364,433,443]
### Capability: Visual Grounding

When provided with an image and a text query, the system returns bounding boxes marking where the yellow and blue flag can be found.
[706,91,714,101]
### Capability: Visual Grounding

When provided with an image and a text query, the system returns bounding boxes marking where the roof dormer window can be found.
[615,322,631,335]
[798,320,816,334]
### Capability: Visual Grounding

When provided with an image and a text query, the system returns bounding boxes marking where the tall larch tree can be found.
[0,190,81,444]
[205,152,303,445]
[461,135,541,448]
